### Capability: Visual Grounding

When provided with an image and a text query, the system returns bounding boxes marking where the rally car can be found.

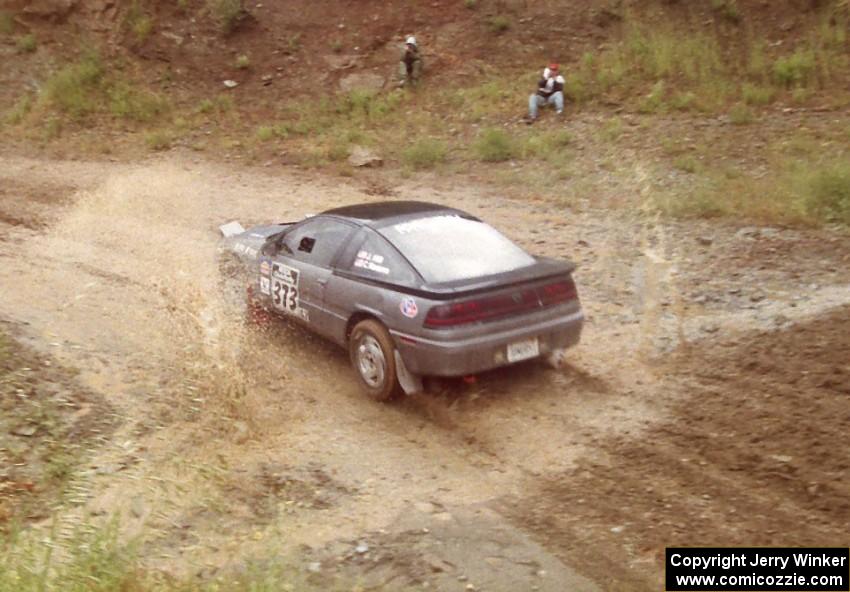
[220,201,583,400]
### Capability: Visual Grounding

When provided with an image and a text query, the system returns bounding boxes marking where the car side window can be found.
[341,229,418,285]
[280,217,355,268]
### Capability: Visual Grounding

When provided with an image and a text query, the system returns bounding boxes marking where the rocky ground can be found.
[1,152,848,589]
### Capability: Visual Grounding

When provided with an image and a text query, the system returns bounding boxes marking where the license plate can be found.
[507,337,539,363]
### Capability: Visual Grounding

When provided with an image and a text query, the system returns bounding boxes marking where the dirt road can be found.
[1,153,848,590]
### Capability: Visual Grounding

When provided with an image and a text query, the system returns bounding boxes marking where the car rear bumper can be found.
[391,309,584,377]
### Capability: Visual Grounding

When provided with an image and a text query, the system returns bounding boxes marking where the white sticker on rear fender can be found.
[259,277,270,295]
[400,297,418,318]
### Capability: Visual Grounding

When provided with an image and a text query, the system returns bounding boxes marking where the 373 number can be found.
[272,280,299,313]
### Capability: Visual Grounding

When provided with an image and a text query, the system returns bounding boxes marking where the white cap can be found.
[406,36,416,46]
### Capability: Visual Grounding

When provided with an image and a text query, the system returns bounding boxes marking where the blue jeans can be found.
[528,92,564,118]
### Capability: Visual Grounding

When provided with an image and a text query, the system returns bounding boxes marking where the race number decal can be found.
[270,262,309,321]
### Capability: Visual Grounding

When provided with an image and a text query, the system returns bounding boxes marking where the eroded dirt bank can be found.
[1,154,848,589]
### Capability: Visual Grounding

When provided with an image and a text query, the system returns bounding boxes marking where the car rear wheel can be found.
[349,319,400,401]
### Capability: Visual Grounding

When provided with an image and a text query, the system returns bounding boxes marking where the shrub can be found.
[729,103,754,125]
[671,91,696,111]
[255,125,274,141]
[107,82,168,121]
[523,130,572,160]
[126,1,152,42]
[235,54,250,69]
[145,130,173,151]
[325,139,351,162]
[0,11,14,35]
[473,128,516,162]
[487,15,511,34]
[207,0,243,33]
[42,52,105,119]
[465,0,477,8]
[674,155,700,173]
[16,33,36,53]
[773,49,816,87]
[402,138,449,169]
[2,94,32,125]
[711,0,741,23]
[741,83,774,105]
[638,80,666,113]
[799,160,850,224]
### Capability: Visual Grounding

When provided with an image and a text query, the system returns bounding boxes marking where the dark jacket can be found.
[537,71,565,98]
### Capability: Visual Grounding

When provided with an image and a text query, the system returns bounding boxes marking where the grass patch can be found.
[126,1,153,43]
[41,52,105,119]
[487,15,511,34]
[33,52,169,126]
[658,157,850,226]
[255,125,275,141]
[798,159,850,224]
[402,138,449,169]
[107,82,168,122]
[773,48,816,87]
[473,127,516,162]
[729,103,755,125]
[207,0,243,33]
[0,11,13,35]
[145,130,174,151]
[711,0,741,24]
[2,95,32,125]
[741,83,775,105]
[15,33,36,53]
[522,130,573,162]
[559,13,849,113]
[673,155,701,174]
[235,54,250,69]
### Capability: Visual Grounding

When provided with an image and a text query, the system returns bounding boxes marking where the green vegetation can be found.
[464,0,477,8]
[235,54,250,69]
[711,0,741,23]
[798,159,850,224]
[207,0,243,33]
[41,52,106,119]
[659,157,850,226]
[741,83,775,106]
[29,52,168,126]
[0,11,14,35]
[125,1,153,42]
[2,95,32,125]
[145,130,173,150]
[487,15,511,34]
[473,128,516,162]
[16,33,36,53]
[729,103,755,125]
[563,13,849,112]
[255,125,275,141]
[402,138,449,169]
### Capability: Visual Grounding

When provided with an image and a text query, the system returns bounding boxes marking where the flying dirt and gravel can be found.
[1,1,849,591]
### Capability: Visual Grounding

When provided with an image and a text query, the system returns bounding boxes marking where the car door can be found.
[262,217,356,338]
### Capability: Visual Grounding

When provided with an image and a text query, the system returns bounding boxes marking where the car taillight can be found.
[424,289,538,328]
[539,278,577,305]
[423,277,578,329]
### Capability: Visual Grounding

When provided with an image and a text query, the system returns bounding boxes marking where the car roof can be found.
[321,201,472,227]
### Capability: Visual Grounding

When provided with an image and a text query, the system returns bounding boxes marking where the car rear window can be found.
[380,215,535,283]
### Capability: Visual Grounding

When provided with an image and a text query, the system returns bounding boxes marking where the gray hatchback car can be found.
[221,201,583,400]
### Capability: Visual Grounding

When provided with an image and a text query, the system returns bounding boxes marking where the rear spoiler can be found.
[219,221,245,238]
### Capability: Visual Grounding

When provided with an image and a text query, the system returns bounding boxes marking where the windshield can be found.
[379,215,535,283]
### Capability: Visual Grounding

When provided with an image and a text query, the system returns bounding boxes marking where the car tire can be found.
[349,319,400,402]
